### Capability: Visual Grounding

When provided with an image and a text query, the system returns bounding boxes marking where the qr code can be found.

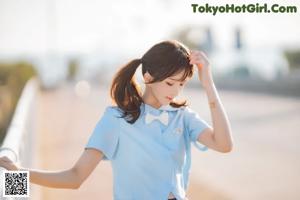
[2,170,30,198]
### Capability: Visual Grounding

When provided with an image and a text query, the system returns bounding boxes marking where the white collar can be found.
[141,103,183,115]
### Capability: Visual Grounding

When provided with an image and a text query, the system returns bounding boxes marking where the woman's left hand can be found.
[189,50,214,89]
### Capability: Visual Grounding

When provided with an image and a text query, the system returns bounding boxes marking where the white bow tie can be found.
[145,111,169,126]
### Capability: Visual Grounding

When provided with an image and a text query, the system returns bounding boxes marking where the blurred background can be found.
[0,0,300,199]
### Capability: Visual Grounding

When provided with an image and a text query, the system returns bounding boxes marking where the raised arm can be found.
[0,148,104,189]
[189,50,233,153]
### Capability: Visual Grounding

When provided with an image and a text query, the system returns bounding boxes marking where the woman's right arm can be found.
[0,148,104,189]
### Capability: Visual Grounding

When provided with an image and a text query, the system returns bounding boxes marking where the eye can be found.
[166,82,173,86]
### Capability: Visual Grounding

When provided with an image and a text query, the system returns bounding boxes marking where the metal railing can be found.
[0,78,39,199]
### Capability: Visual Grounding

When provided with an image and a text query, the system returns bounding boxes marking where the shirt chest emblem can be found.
[173,127,183,135]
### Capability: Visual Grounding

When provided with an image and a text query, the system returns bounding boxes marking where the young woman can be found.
[0,40,233,200]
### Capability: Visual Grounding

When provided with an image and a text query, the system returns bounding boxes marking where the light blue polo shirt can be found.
[85,103,210,200]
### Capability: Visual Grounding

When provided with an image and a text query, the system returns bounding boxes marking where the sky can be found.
[0,0,299,57]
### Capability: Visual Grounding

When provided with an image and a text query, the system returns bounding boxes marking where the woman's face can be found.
[144,70,190,107]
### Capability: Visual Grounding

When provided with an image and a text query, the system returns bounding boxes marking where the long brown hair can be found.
[110,40,194,124]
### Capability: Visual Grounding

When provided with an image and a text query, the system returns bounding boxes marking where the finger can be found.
[199,50,206,55]
[192,51,201,56]
[192,54,204,62]
[190,59,200,66]
[194,58,205,64]
[189,53,196,59]
[189,57,196,64]
[191,51,202,57]
[199,51,208,59]
[194,51,206,59]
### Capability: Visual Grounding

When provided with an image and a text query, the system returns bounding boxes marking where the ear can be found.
[143,71,153,83]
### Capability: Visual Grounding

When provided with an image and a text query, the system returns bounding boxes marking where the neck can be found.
[142,87,161,109]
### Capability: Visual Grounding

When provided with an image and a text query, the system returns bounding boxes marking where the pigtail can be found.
[110,59,143,124]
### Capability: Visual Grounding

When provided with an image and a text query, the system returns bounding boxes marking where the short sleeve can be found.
[184,107,211,151]
[85,106,121,160]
